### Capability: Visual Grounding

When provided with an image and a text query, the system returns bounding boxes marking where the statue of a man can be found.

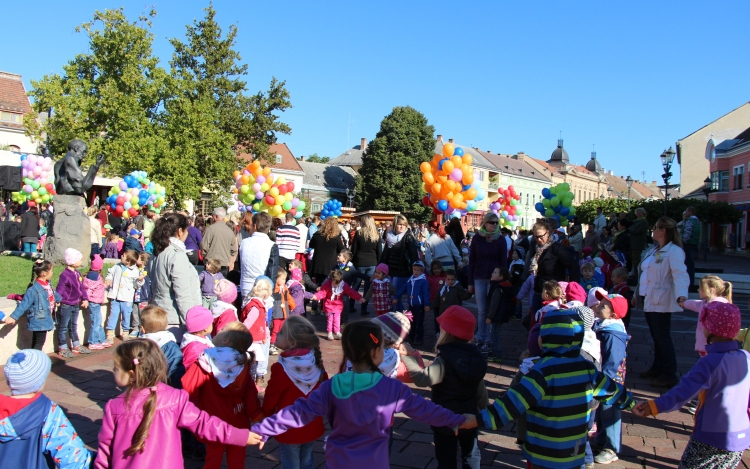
[53,139,105,196]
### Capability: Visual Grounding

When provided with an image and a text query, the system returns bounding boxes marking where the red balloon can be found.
[28,201,36,207]
[278,185,288,195]
[116,196,125,206]
[286,181,294,192]
[422,195,432,207]
[265,195,276,205]
[289,208,297,216]
[45,183,53,191]
[128,208,138,217]
[115,206,124,216]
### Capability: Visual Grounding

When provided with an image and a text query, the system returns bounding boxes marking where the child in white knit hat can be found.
[0,349,91,467]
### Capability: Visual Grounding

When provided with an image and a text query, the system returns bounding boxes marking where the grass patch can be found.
[0,256,113,297]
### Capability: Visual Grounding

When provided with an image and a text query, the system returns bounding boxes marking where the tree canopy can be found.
[355,106,434,222]
[300,153,330,163]
[575,197,742,226]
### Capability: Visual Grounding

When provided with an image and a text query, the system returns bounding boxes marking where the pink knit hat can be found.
[587,287,608,307]
[214,279,237,304]
[375,263,389,276]
[186,306,213,333]
[700,302,741,340]
[565,282,586,304]
[90,254,104,271]
[291,268,302,281]
[64,248,83,266]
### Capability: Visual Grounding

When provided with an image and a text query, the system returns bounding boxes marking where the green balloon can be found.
[550,196,560,207]
[560,219,569,226]
[545,208,555,217]
[283,201,292,211]
[561,198,571,207]
[542,199,551,208]
[31,180,40,189]
[297,201,306,211]
[568,206,576,215]
[38,187,47,195]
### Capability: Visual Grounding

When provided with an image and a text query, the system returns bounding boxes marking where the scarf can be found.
[345,347,400,379]
[169,237,186,252]
[330,281,345,301]
[181,332,214,350]
[211,300,238,319]
[385,231,406,248]
[278,349,322,395]
[372,277,390,285]
[477,227,502,242]
[529,240,553,275]
[198,347,246,388]
[142,331,177,349]
[439,281,456,297]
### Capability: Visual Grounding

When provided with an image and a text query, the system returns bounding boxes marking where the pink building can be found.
[707,126,750,249]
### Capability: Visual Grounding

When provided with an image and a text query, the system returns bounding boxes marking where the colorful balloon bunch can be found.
[319,199,343,220]
[105,171,166,219]
[233,160,305,218]
[488,185,521,227]
[12,154,56,207]
[534,182,576,226]
[420,143,485,218]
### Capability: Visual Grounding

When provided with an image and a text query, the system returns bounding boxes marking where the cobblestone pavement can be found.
[2,282,750,468]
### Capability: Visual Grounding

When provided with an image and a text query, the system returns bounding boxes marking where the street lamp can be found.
[660,147,676,216]
[703,177,715,199]
[345,187,356,208]
[625,175,633,211]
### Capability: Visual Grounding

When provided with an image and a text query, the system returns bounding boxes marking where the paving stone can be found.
[625,423,667,438]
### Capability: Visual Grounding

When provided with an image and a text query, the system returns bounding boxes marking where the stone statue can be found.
[53,139,105,196]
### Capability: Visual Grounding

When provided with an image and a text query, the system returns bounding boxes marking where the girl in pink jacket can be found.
[312,269,364,341]
[677,275,732,355]
[95,339,260,469]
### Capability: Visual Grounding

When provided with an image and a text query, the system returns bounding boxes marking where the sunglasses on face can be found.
[486,221,498,225]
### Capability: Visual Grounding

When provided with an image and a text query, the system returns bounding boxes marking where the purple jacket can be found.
[198,270,224,297]
[468,234,508,285]
[57,268,89,305]
[651,341,750,452]
[251,374,465,469]
[185,226,203,252]
[95,383,249,469]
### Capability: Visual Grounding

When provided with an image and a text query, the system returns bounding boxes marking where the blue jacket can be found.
[650,341,750,452]
[0,394,91,469]
[594,319,628,384]
[123,236,143,254]
[161,341,185,389]
[10,282,61,331]
[393,275,430,307]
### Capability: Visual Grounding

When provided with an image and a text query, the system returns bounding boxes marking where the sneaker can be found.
[101,342,113,348]
[59,348,74,359]
[72,346,91,354]
[88,343,105,350]
[487,356,503,364]
[685,399,699,415]
[478,343,491,353]
[327,333,334,341]
[269,345,279,356]
[594,449,618,464]
[335,332,342,340]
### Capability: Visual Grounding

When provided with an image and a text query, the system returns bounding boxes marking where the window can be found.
[711,170,730,192]
[275,154,283,164]
[198,193,212,217]
[478,171,485,181]
[526,193,529,204]
[0,112,23,123]
[733,166,744,190]
[8,145,20,152]
[312,204,321,212]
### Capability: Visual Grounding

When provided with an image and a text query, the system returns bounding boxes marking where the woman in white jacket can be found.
[424,220,461,270]
[635,216,689,388]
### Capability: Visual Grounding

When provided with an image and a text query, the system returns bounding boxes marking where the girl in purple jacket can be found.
[633,302,750,469]
[95,339,261,469]
[249,320,477,469]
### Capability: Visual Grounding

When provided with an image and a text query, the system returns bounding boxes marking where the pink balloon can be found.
[256,175,265,184]
[252,183,261,192]
[450,168,463,181]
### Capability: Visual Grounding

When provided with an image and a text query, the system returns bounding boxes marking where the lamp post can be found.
[703,177,715,199]
[345,187,356,208]
[660,147,676,216]
[625,175,633,211]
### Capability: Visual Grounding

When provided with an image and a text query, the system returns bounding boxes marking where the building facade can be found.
[0,72,40,153]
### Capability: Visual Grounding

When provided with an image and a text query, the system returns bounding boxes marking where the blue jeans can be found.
[594,403,622,453]
[106,300,133,332]
[23,242,37,253]
[408,305,425,342]
[683,244,696,289]
[57,304,81,349]
[433,429,480,469]
[87,303,105,345]
[392,276,409,311]
[490,323,503,358]
[278,442,314,469]
[351,265,376,313]
[644,312,676,379]
[473,278,490,342]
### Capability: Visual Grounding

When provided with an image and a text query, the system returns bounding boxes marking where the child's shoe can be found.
[72,345,91,354]
[121,331,131,341]
[106,330,115,344]
[327,332,334,341]
[335,332,342,340]
[101,341,113,348]
[487,355,502,364]
[269,345,279,356]
[88,343,105,350]
[59,348,74,359]
[594,449,618,464]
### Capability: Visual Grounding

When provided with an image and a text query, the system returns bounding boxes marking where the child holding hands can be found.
[364,264,396,317]
[4,260,59,351]
[56,248,90,358]
[312,269,364,341]
[392,260,430,345]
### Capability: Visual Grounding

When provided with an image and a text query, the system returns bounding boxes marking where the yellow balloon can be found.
[284,192,293,201]
[260,183,269,192]
[276,176,286,185]
[269,187,280,197]
[272,205,282,215]
[275,195,284,206]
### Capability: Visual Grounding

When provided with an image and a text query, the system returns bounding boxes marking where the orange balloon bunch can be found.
[420,143,479,215]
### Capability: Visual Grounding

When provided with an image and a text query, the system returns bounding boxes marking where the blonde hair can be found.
[700,275,732,303]
[212,329,254,365]
[204,259,221,274]
[87,206,98,217]
[251,277,273,298]
[280,316,325,372]
[541,280,564,302]
[358,214,379,243]
[654,216,682,248]
[434,329,466,353]
[140,306,168,333]
[392,214,409,231]
[338,249,352,261]
[318,217,340,240]
[219,321,247,333]
[289,259,303,270]
[581,262,594,272]
[121,250,139,266]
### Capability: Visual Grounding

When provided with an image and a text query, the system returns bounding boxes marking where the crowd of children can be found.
[4,220,750,469]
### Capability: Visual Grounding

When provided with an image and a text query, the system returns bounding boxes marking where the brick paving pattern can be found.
[3,256,750,468]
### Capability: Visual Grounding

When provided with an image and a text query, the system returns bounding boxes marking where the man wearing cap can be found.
[200,207,237,277]
[124,228,144,254]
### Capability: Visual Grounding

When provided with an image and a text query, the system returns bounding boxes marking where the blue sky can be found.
[4,1,750,183]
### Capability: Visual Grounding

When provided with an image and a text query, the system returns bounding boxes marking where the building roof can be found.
[678,101,750,142]
[0,72,33,131]
[329,141,366,167]
[237,142,304,173]
[531,157,563,177]
[434,141,495,170]
[716,126,750,157]
[298,161,356,193]
[585,153,602,173]
[548,139,569,164]
[474,150,551,182]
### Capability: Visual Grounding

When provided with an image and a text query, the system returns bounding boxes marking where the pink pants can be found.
[326,311,341,333]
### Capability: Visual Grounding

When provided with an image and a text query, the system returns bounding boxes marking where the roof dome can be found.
[548,139,569,164]
[585,152,602,173]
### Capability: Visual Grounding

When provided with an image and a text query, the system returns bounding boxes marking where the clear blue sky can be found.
[4,0,750,183]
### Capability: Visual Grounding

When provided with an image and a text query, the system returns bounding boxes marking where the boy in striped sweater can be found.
[477,308,635,469]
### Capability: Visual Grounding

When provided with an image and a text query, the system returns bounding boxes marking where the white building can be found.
[0,72,40,154]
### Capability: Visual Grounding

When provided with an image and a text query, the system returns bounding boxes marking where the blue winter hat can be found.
[4,349,51,395]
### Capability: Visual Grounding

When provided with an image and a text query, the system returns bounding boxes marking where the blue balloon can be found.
[437,199,449,211]
[542,188,551,199]
[552,215,561,223]
[463,184,471,191]
[535,202,544,213]
[553,205,561,213]
[20,154,27,161]
[438,159,445,170]
[559,207,570,216]
[453,147,464,157]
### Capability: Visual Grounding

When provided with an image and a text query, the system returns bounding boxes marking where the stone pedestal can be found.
[43,195,91,265]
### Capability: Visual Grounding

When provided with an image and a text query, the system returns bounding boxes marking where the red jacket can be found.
[181,362,262,432]
[240,297,267,343]
[262,358,328,444]
[311,279,361,314]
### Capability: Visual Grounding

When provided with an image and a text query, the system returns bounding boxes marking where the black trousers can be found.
[432,428,480,469]
[31,330,47,350]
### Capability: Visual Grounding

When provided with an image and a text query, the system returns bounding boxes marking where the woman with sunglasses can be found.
[467,213,508,352]
[529,220,580,312]
[634,217,689,388]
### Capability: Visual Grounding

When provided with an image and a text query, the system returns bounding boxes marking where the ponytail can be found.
[151,213,188,256]
[126,387,158,457]
[722,281,733,303]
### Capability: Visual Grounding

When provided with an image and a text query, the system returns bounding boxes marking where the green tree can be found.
[301,153,330,163]
[575,198,631,224]
[355,106,434,222]
[635,199,741,226]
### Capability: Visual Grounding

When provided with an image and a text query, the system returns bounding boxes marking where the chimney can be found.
[300,155,306,161]
[652,180,656,185]
[360,137,366,151]
[448,138,454,143]
[436,135,443,142]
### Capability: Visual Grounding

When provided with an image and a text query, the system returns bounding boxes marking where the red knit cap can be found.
[700,302,741,340]
[436,306,476,341]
